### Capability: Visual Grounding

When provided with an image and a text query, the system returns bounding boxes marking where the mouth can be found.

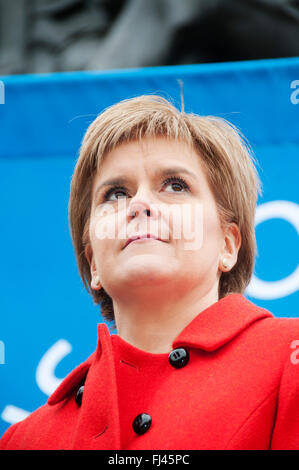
[123,234,164,249]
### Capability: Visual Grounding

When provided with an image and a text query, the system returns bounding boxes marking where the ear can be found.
[219,223,242,272]
[85,245,102,290]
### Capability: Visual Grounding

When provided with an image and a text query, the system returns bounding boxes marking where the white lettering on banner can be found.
[290,80,299,105]
[36,339,72,396]
[246,201,299,300]
[1,405,30,425]
[1,339,73,425]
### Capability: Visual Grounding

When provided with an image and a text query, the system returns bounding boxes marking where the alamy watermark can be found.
[93,200,204,251]
[0,340,5,364]
[0,80,5,104]
[290,80,299,105]
[290,340,299,364]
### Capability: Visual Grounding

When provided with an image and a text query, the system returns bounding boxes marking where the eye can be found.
[102,186,128,202]
[162,176,190,193]
[101,175,190,202]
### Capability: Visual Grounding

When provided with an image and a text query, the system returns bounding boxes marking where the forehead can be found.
[95,137,205,179]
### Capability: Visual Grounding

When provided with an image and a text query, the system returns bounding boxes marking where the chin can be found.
[122,264,176,287]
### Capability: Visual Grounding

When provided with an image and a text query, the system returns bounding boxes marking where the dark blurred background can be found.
[1,0,299,75]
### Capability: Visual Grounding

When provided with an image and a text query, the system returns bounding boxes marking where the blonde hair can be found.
[68,95,262,322]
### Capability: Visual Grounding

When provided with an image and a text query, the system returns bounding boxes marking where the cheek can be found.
[91,205,123,241]
[169,202,205,251]
[89,213,118,268]
[173,201,222,256]
[179,209,223,274]
[202,206,223,250]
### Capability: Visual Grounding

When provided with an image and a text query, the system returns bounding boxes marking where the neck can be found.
[113,283,219,354]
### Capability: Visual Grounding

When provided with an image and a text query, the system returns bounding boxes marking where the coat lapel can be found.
[70,323,121,450]
[173,293,273,351]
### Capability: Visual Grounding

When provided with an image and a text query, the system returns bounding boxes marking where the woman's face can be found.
[86,137,238,301]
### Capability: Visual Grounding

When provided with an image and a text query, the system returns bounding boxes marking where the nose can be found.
[129,206,150,218]
[127,188,159,222]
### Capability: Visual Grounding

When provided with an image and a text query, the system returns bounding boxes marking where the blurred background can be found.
[0,0,299,439]
[1,0,299,75]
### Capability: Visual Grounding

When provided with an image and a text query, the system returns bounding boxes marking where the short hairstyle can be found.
[68,95,262,322]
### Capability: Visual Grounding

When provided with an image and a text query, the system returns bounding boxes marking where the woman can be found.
[1,95,299,450]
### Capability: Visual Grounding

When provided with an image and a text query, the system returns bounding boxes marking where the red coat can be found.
[1,293,299,450]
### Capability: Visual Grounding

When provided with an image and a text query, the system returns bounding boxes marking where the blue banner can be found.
[0,57,298,437]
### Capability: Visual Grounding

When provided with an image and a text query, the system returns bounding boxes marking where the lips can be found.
[124,234,163,249]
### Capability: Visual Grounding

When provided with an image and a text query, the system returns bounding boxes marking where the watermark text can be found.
[290,80,299,104]
[0,81,5,104]
[94,200,204,251]
[0,340,5,364]
[290,340,299,364]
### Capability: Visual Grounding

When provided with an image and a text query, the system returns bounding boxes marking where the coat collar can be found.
[48,293,272,406]
[172,293,273,351]
[48,353,94,406]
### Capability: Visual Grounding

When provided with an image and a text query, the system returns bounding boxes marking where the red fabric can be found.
[111,334,170,449]
[1,293,299,450]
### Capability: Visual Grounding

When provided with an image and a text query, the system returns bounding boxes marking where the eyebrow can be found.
[93,166,197,201]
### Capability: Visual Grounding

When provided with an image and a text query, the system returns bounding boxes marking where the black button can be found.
[75,385,84,407]
[132,413,152,435]
[168,348,189,369]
